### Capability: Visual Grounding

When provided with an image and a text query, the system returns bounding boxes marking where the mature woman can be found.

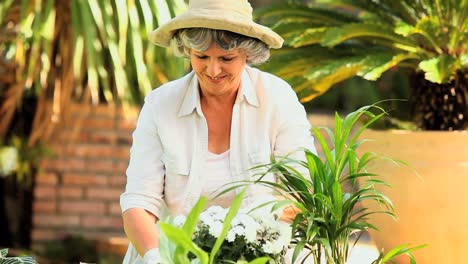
[120,0,316,263]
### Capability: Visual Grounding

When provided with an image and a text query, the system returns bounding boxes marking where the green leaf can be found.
[320,23,419,52]
[159,223,209,263]
[379,243,428,263]
[209,188,246,264]
[418,55,459,83]
[301,55,366,101]
[394,21,414,37]
[288,27,328,47]
[362,53,420,80]
[0,0,14,23]
[247,257,271,264]
[174,197,208,259]
[182,197,207,235]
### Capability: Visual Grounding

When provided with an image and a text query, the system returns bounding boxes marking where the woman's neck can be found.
[200,87,238,109]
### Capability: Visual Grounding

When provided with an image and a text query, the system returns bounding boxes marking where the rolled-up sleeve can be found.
[120,94,165,219]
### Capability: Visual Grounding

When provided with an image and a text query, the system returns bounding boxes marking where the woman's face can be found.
[190,42,247,98]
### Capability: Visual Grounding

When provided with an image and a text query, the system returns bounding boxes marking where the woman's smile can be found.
[190,43,247,98]
[207,75,227,83]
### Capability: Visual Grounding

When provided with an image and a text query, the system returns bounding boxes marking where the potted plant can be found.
[255,1,467,262]
[251,105,423,264]
[158,189,279,264]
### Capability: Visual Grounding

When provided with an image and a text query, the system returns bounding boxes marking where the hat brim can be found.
[149,11,284,49]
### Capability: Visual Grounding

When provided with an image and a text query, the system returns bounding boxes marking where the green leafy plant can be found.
[0,248,36,264]
[158,189,271,264]
[0,136,53,186]
[0,0,189,144]
[258,0,467,130]
[250,104,425,264]
[41,234,99,263]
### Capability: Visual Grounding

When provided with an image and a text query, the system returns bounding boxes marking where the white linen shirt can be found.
[120,66,316,219]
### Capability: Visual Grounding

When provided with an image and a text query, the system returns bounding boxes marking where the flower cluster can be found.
[173,206,291,263]
[0,146,18,177]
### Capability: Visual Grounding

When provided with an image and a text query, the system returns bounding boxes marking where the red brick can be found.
[48,145,64,156]
[63,173,108,185]
[55,129,85,144]
[65,144,128,159]
[114,146,130,160]
[39,159,51,170]
[33,215,80,227]
[33,200,57,213]
[108,175,126,187]
[109,203,122,215]
[82,216,123,229]
[117,118,136,132]
[31,229,58,241]
[34,186,57,199]
[87,188,122,200]
[61,130,118,144]
[81,230,126,241]
[58,186,84,198]
[36,172,58,185]
[113,161,128,173]
[87,160,115,173]
[59,201,106,214]
[87,131,118,144]
[83,118,115,131]
[116,133,133,145]
[43,158,87,171]
[92,104,118,118]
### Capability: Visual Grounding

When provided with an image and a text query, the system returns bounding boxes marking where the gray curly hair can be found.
[169,28,270,65]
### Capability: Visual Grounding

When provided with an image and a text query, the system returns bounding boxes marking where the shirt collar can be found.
[177,67,259,117]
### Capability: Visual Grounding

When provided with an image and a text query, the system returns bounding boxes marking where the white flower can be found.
[262,239,285,254]
[207,219,223,238]
[200,206,227,223]
[278,221,292,246]
[170,203,292,262]
[226,229,236,242]
[0,146,18,177]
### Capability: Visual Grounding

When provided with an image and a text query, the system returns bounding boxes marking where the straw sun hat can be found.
[149,0,284,49]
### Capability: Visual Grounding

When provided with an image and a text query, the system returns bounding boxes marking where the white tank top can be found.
[201,149,236,208]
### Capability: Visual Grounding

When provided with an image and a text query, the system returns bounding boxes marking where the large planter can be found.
[358,130,468,263]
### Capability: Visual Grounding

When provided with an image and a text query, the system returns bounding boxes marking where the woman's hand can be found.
[280,205,301,224]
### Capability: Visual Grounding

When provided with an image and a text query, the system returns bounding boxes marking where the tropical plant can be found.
[257,0,468,130]
[0,248,36,264]
[158,189,271,264]
[0,0,189,145]
[249,105,425,264]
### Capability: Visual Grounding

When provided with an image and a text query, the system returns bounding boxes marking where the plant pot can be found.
[358,129,468,263]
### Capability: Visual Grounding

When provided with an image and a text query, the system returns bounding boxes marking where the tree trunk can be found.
[410,70,468,130]
[0,177,12,247]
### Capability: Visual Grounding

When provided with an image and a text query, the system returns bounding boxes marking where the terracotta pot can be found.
[358,130,468,263]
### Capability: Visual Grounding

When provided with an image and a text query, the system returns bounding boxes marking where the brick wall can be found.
[32,104,139,252]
